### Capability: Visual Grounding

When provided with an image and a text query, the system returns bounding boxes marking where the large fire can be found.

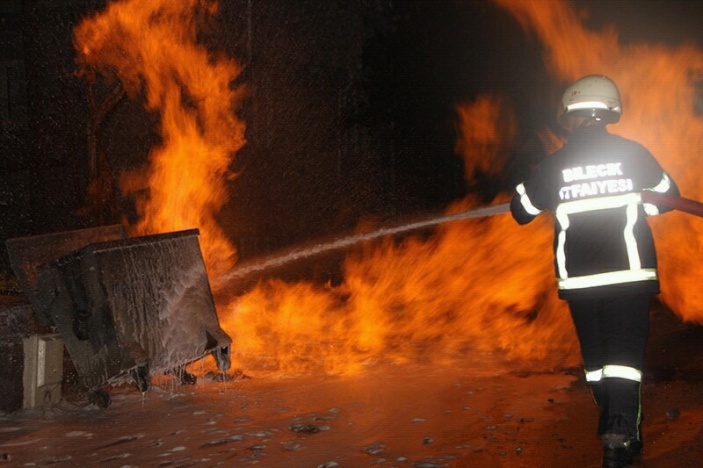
[74,0,703,376]
[74,0,246,280]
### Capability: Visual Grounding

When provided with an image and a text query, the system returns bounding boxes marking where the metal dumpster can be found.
[8,227,231,397]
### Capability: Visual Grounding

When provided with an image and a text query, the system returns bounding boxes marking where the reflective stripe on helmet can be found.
[516,183,542,216]
[566,100,612,112]
[585,365,642,383]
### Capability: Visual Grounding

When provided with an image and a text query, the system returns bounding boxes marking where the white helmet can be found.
[559,75,622,126]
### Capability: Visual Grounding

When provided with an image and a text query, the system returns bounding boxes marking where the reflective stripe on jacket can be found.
[510,125,679,300]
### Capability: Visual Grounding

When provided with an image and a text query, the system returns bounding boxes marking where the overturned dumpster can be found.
[7,226,232,405]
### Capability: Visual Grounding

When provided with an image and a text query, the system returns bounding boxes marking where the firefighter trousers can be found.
[567,294,652,442]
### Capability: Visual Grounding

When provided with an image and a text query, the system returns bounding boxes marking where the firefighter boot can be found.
[602,433,633,467]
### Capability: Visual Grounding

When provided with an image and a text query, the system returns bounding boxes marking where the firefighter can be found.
[510,75,679,467]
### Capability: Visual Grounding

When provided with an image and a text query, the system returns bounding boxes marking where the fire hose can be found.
[641,191,703,218]
[220,193,703,284]
[474,193,703,219]
[449,192,703,221]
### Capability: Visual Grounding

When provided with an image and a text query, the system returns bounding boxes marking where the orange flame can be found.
[455,95,516,180]
[74,0,246,279]
[223,0,703,375]
[74,0,703,377]
[221,95,580,375]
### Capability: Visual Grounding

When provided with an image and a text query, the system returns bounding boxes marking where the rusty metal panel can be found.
[5,225,127,324]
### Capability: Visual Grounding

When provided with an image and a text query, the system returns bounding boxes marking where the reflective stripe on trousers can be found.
[585,365,642,383]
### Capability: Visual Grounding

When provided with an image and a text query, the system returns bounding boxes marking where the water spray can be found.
[216,191,703,286]
[219,202,511,283]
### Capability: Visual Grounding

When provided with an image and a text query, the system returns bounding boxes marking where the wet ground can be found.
[1,308,703,467]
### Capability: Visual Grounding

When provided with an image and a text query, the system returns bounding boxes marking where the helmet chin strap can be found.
[562,115,606,134]
[583,116,606,127]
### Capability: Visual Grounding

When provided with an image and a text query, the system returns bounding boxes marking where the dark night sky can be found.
[2,0,703,276]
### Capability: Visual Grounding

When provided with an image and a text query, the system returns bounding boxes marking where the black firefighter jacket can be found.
[510,125,679,301]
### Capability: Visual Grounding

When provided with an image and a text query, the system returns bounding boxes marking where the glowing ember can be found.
[74,0,246,279]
